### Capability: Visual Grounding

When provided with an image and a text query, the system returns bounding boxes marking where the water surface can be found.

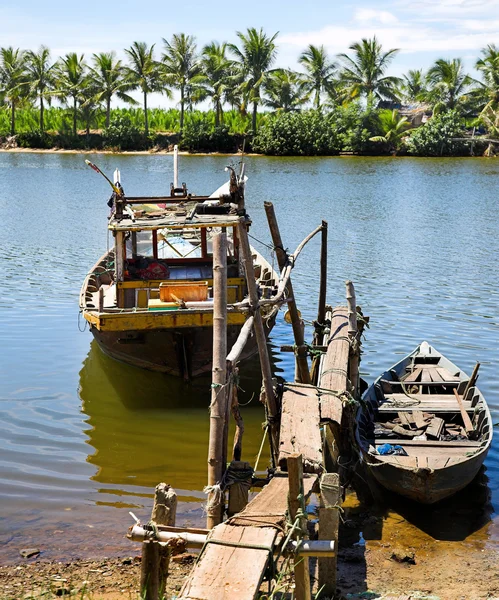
[0,153,497,562]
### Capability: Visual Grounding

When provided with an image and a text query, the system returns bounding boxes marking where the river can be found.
[0,152,497,564]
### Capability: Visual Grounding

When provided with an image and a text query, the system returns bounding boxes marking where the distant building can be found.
[377,100,432,127]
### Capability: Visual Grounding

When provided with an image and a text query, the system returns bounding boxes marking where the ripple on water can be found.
[0,154,497,562]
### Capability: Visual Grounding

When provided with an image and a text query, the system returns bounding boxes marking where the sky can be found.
[2,0,498,107]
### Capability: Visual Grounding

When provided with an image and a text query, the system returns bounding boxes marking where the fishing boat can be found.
[356,342,492,504]
[79,154,279,379]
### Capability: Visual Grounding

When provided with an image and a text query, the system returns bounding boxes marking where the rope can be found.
[254,423,268,472]
[321,366,348,378]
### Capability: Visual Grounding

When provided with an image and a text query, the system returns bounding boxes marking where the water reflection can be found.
[78,341,272,502]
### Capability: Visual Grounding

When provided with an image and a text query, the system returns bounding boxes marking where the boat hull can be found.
[364,448,489,504]
[90,315,276,379]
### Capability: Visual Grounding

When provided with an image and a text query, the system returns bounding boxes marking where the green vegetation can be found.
[0,31,498,156]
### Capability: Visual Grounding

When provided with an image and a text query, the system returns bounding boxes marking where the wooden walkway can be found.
[178,474,318,600]
[178,306,352,600]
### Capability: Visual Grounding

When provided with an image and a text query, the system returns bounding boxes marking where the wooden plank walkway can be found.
[278,384,323,473]
[178,473,318,600]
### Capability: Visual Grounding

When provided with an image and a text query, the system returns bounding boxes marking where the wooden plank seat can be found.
[377,394,473,413]
[373,439,483,448]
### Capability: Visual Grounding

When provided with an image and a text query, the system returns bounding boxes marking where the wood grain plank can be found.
[178,524,277,600]
[319,307,349,422]
[278,385,323,472]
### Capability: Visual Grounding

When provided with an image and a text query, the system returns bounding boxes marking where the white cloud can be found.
[354,8,399,24]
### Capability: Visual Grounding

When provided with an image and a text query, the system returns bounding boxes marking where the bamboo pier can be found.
[127,203,365,600]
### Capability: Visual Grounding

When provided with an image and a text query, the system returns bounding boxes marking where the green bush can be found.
[252,110,341,156]
[16,130,53,149]
[103,115,150,151]
[336,102,381,154]
[179,116,238,152]
[406,110,467,156]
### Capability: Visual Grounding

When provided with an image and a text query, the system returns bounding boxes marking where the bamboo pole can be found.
[345,280,359,398]
[264,202,310,384]
[206,232,229,529]
[237,219,279,463]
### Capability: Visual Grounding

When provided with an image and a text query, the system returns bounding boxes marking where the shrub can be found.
[103,115,150,151]
[335,102,381,154]
[179,116,238,152]
[252,110,341,156]
[16,130,53,149]
[406,110,467,156]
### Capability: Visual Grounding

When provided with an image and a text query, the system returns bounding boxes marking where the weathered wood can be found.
[319,307,349,423]
[230,378,244,461]
[316,220,328,339]
[453,389,475,433]
[178,524,279,600]
[238,220,279,463]
[345,281,359,399]
[374,439,483,447]
[141,483,177,600]
[228,473,318,528]
[288,454,311,600]
[278,385,323,473]
[404,367,423,383]
[463,362,480,400]
[227,317,254,364]
[425,417,445,440]
[207,232,229,528]
[412,410,427,429]
[318,473,340,598]
[227,461,252,517]
[264,201,310,384]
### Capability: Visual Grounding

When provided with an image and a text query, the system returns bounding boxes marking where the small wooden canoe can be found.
[356,342,492,504]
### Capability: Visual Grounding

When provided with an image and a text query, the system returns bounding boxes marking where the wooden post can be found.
[207,232,229,529]
[345,281,359,398]
[98,287,104,312]
[317,221,328,335]
[237,219,279,464]
[264,202,311,384]
[288,454,311,600]
[140,483,177,600]
[115,231,124,308]
[318,473,340,598]
[230,375,244,461]
[227,460,252,517]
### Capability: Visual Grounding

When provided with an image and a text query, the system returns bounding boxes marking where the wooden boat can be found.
[79,160,279,379]
[356,342,492,504]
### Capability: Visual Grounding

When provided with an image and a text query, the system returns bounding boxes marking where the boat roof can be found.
[108,196,249,232]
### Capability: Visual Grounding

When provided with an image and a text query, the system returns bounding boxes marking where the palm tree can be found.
[125,42,166,136]
[229,27,279,132]
[338,36,400,102]
[401,69,428,103]
[0,47,28,135]
[199,42,235,127]
[370,109,410,154]
[298,44,336,109]
[427,58,471,112]
[161,34,202,132]
[475,44,499,111]
[88,52,136,128]
[55,53,87,136]
[263,69,308,112]
[25,46,57,131]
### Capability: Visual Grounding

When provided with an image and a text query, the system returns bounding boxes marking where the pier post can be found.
[345,281,359,398]
[264,202,311,384]
[318,473,340,597]
[288,453,312,600]
[140,483,177,600]
[207,231,229,528]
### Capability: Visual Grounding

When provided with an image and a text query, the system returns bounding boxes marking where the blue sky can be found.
[2,0,498,107]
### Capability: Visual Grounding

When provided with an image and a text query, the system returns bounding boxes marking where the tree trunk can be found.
[180,86,185,133]
[106,98,111,128]
[144,90,149,136]
[252,101,257,133]
[315,88,320,110]
[73,96,77,137]
[10,102,15,136]
[40,95,44,132]
[215,100,220,128]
